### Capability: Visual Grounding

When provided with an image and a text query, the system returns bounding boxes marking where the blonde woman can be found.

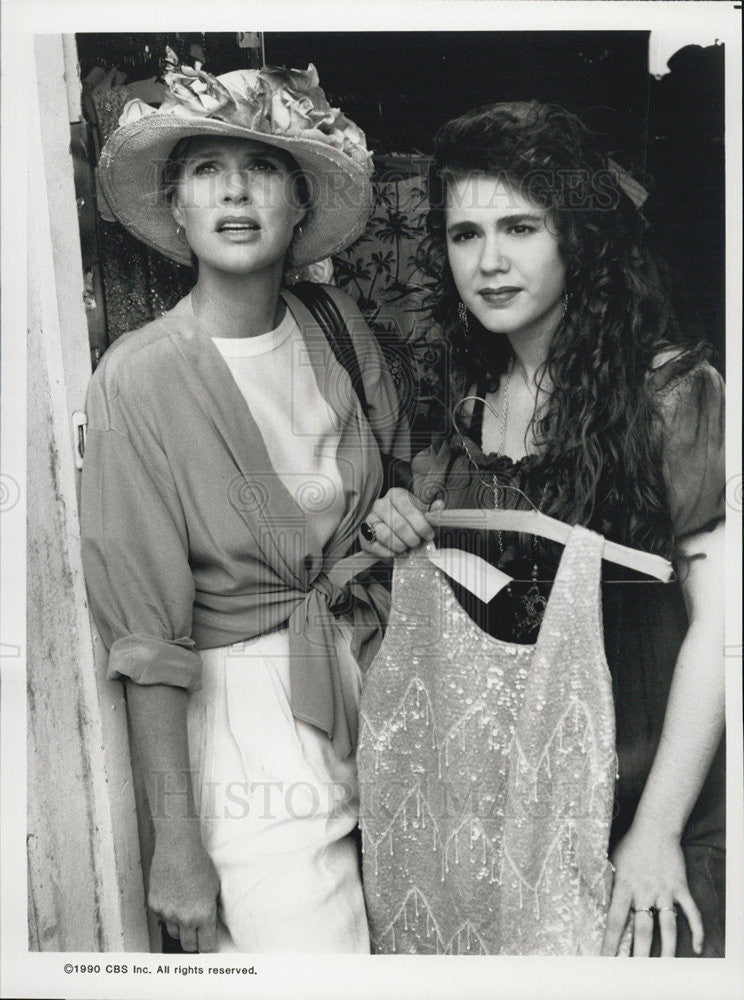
[82,64,409,953]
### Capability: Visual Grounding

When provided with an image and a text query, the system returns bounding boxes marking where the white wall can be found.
[26,33,149,953]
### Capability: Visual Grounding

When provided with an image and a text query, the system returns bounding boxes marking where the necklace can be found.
[512,484,550,640]
[491,356,513,554]
[492,355,549,639]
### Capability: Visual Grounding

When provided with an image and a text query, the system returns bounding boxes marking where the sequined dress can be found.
[358,525,617,955]
[378,351,726,956]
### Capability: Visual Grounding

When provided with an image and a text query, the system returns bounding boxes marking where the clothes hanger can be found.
[427,507,674,583]
[332,394,675,597]
[443,395,675,584]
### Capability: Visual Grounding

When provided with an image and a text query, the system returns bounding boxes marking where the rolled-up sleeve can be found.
[655,362,726,539]
[81,417,201,690]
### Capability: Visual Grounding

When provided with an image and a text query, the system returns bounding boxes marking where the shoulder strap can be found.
[290,281,413,493]
[290,281,370,418]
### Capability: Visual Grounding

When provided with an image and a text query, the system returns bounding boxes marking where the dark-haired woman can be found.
[358,102,725,956]
[81,64,409,953]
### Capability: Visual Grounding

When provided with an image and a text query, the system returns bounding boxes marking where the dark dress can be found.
[410,351,726,956]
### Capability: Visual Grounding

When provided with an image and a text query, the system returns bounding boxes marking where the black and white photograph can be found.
[1,2,742,999]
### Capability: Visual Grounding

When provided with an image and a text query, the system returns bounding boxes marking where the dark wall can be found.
[265,31,651,158]
[645,45,726,368]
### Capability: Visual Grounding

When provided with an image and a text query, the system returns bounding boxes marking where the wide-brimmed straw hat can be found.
[97,63,374,268]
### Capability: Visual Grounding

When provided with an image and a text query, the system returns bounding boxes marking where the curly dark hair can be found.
[420,100,701,557]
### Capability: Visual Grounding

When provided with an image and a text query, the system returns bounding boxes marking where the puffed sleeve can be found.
[652,357,726,538]
[80,384,202,690]
[325,285,411,464]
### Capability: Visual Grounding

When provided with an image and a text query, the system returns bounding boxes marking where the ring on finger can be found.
[360,520,379,543]
[631,907,655,915]
[657,906,677,914]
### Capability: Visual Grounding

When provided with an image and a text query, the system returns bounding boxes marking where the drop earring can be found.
[562,289,570,321]
[457,300,469,333]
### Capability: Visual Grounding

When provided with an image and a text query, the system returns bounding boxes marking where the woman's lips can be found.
[217,222,261,243]
[478,287,521,305]
[216,219,261,243]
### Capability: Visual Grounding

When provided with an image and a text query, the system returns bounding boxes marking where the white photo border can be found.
[2,2,742,998]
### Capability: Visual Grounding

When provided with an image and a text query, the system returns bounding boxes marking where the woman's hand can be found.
[125,682,220,951]
[601,821,703,957]
[148,823,221,953]
[602,523,722,958]
[359,488,442,559]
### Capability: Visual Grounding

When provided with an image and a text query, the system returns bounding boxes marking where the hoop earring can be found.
[457,300,469,333]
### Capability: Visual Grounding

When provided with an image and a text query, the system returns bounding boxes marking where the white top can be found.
[197,299,367,953]
[211,297,347,549]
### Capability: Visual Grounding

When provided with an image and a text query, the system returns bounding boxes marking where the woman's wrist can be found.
[629,800,686,842]
[153,815,205,849]
[146,767,202,832]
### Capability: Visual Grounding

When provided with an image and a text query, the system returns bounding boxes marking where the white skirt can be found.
[187,626,370,953]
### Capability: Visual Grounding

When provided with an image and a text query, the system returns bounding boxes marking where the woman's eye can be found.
[193,161,219,176]
[508,224,536,235]
[450,230,477,244]
[249,159,279,173]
